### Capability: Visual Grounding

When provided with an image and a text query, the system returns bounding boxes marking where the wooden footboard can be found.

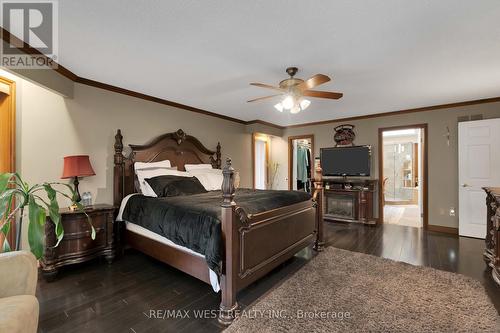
[218,158,323,325]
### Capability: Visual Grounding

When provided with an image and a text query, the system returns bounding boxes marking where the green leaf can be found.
[1,222,11,252]
[46,182,78,201]
[0,190,14,220]
[1,219,10,235]
[45,184,94,240]
[74,201,95,240]
[2,238,11,252]
[27,196,46,259]
[0,173,13,195]
[51,187,74,203]
[15,173,29,192]
[0,191,24,228]
[43,184,64,247]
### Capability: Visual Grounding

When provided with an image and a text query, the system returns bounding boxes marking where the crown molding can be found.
[245,119,286,130]
[75,77,247,124]
[2,27,500,131]
[286,96,500,129]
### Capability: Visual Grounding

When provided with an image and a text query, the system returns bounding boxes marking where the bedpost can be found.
[216,142,222,169]
[114,129,124,207]
[313,163,325,252]
[219,157,238,325]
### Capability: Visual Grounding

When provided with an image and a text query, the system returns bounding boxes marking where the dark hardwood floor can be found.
[37,223,500,332]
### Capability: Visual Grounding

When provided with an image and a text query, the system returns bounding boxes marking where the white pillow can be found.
[189,169,223,191]
[184,164,213,172]
[136,169,190,197]
[134,160,171,171]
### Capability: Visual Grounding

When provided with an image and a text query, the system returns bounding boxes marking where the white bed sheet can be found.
[116,194,220,292]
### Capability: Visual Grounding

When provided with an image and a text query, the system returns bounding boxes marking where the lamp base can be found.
[69,176,81,211]
[73,176,81,202]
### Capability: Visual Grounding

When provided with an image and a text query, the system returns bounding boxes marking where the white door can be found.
[459,119,500,238]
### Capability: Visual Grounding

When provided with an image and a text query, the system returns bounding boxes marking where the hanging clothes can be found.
[297,145,309,184]
[306,148,311,179]
[305,148,312,192]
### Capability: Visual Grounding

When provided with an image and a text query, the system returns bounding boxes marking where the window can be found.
[253,133,270,190]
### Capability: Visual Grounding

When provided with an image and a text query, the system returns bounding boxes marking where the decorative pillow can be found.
[188,168,223,191]
[134,166,178,193]
[145,175,207,197]
[184,164,213,172]
[134,159,171,171]
[136,169,190,197]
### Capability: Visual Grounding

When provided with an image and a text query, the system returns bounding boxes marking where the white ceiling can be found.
[52,1,500,125]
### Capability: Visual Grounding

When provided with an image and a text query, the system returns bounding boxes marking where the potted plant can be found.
[0,172,94,258]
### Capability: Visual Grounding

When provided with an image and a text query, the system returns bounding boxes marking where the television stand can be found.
[322,178,378,225]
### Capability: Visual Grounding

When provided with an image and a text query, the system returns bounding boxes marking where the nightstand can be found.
[40,204,116,281]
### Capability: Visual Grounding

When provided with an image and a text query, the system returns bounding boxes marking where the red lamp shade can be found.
[61,155,96,179]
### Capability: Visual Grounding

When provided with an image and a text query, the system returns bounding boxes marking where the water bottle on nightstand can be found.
[82,192,92,207]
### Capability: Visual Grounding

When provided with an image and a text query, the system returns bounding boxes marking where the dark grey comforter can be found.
[122,188,311,274]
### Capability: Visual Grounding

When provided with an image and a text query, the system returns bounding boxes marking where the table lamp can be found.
[61,155,95,206]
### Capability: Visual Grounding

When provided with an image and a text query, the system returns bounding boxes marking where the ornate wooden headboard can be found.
[113,129,221,206]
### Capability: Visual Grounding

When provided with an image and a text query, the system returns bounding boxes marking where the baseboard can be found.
[427,225,459,235]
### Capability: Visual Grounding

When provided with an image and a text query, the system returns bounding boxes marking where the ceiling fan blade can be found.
[247,94,282,103]
[250,83,286,92]
[296,74,331,90]
[302,90,343,99]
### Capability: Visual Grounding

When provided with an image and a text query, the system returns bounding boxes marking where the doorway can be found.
[379,125,428,228]
[288,135,314,193]
[0,76,16,250]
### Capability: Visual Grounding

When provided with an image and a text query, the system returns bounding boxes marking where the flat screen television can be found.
[320,145,371,176]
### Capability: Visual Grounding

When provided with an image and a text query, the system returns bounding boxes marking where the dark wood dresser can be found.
[40,204,116,281]
[483,187,500,286]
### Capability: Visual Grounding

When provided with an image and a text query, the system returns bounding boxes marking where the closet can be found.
[288,135,314,193]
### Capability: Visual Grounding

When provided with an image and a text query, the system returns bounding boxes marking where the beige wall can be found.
[18,82,252,207]
[274,101,500,229]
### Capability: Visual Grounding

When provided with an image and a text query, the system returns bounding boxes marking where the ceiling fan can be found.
[248,67,343,114]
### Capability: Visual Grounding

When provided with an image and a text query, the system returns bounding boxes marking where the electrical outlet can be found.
[449,207,456,217]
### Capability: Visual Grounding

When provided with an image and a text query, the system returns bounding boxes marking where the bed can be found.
[113,129,324,324]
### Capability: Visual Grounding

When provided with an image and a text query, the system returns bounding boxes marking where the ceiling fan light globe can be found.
[290,105,301,114]
[274,103,284,112]
[282,95,294,109]
[300,99,311,110]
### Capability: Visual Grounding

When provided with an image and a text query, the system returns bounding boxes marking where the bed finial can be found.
[114,129,123,165]
[216,142,222,169]
[114,129,125,207]
[174,129,186,145]
[221,158,235,207]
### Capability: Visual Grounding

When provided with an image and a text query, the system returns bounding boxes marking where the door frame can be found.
[378,124,428,229]
[0,76,16,248]
[288,134,314,190]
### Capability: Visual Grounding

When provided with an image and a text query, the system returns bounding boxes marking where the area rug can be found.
[225,247,500,332]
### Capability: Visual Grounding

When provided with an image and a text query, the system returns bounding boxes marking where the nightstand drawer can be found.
[55,229,107,257]
[62,213,107,235]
